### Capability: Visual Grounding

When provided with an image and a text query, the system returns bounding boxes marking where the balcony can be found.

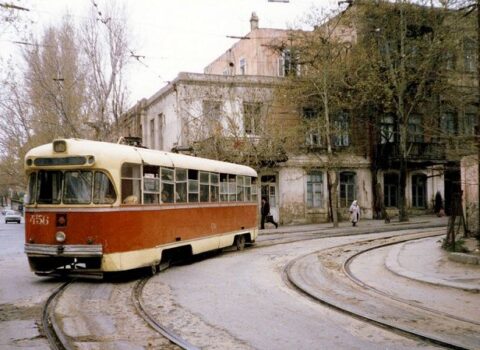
[376,141,446,164]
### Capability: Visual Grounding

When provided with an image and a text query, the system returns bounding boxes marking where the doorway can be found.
[261,175,278,222]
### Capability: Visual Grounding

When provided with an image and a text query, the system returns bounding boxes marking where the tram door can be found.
[261,175,278,222]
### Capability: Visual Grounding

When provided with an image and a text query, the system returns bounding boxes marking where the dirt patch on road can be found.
[0,303,42,321]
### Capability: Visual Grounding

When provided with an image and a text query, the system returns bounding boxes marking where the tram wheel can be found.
[234,235,246,251]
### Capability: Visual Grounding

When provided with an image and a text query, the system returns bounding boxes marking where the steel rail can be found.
[284,229,478,350]
[41,281,74,350]
[253,220,447,250]
[132,277,200,350]
[343,235,480,327]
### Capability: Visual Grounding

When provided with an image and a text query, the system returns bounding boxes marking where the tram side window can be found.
[200,172,209,202]
[176,168,187,203]
[37,171,62,204]
[93,172,116,204]
[228,174,237,201]
[121,163,141,204]
[220,174,229,202]
[251,177,258,202]
[188,170,199,202]
[143,165,160,204]
[210,173,219,202]
[27,173,37,204]
[237,176,245,202]
[161,168,174,203]
[64,171,93,204]
[245,176,252,201]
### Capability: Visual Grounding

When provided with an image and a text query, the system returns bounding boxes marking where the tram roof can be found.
[25,139,258,177]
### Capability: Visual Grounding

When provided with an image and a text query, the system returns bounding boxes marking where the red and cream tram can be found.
[24,139,258,278]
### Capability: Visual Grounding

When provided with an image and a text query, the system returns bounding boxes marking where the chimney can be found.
[250,12,259,31]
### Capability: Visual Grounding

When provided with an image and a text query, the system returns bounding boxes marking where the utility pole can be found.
[477,0,480,236]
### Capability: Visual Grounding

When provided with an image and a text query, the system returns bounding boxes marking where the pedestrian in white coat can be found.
[349,200,360,226]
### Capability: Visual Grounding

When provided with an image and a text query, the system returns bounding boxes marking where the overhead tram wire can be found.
[89,0,165,81]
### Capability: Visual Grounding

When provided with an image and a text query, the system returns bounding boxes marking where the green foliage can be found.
[441,237,468,252]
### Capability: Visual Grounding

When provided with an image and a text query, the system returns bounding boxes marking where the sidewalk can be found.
[260,215,480,292]
[259,214,448,236]
[385,236,480,292]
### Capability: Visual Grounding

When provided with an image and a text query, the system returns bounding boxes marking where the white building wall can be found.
[278,167,307,224]
[143,91,180,151]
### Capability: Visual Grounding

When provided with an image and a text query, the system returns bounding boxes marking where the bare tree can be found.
[272,7,366,227]
[81,1,131,140]
[176,76,292,170]
[0,1,133,193]
[23,17,89,143]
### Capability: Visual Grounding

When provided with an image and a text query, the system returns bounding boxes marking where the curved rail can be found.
[343,237,480,327]
[42,281,73,350]
[285,229,480,350]
[132,277,200,350]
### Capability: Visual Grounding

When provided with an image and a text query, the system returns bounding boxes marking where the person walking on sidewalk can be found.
[261,196,278,229]
[349,200,360,226]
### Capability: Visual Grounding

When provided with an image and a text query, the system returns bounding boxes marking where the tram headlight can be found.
[55,231,66,243]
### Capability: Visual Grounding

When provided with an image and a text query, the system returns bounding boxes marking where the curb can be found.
[448,252,480,265]
[385,238,480,292]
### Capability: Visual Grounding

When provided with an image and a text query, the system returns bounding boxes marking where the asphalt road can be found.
[0,218,60,350]
[143,232,440,349]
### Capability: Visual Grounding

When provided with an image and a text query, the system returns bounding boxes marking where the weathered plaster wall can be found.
[278,167,308,225]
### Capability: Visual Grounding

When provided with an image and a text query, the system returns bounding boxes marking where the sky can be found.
[2,0,338,105]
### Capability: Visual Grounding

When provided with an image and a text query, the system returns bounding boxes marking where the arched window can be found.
[339,172,356,207]
[412,174,427,208]
[384,173,399,208]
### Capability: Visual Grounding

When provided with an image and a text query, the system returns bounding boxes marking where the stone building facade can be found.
[121,9,471,225]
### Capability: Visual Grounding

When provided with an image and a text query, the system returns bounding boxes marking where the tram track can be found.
[253,220,447,249]
[343,237,480,328]
[285,228,480,350]
[132,276,199,350]
[40,222,449,349]
[42,280,74,350]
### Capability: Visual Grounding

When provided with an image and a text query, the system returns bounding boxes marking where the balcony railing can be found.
[376,141,446,162]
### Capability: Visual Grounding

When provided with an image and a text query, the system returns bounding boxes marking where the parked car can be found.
[5,210,21,224]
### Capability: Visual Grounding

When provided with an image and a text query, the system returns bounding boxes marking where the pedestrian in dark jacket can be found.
[261,196,278,229]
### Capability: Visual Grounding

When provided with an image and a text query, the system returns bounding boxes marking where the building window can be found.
[239,58,247,75]
[412,174,427,208]
[464,110,477,136]
[441,111,457,136]
[158,114,164,150]
[202,100,223,136]
[384,173,399,208]
[339,172,355,208]
[243,102,262,135]
[279,49,299,77]
[149,118,155,149]
[306,132,321,147]
[445,51,455,70]
[307,171,323,208]
[333,112,349,147]
[408,114,423,142]
[303,107,321,147]
[463,38,477,73]
[380,115,395,144]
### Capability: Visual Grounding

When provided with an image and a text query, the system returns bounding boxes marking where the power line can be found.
[0,3,29,11]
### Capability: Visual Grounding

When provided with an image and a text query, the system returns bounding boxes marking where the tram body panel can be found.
[26,204,256,252]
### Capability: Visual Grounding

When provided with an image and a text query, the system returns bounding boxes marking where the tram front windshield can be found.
[28,170,116,205]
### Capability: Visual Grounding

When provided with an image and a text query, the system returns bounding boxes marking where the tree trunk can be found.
[328,170,339,228]
[399,156,409,222]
